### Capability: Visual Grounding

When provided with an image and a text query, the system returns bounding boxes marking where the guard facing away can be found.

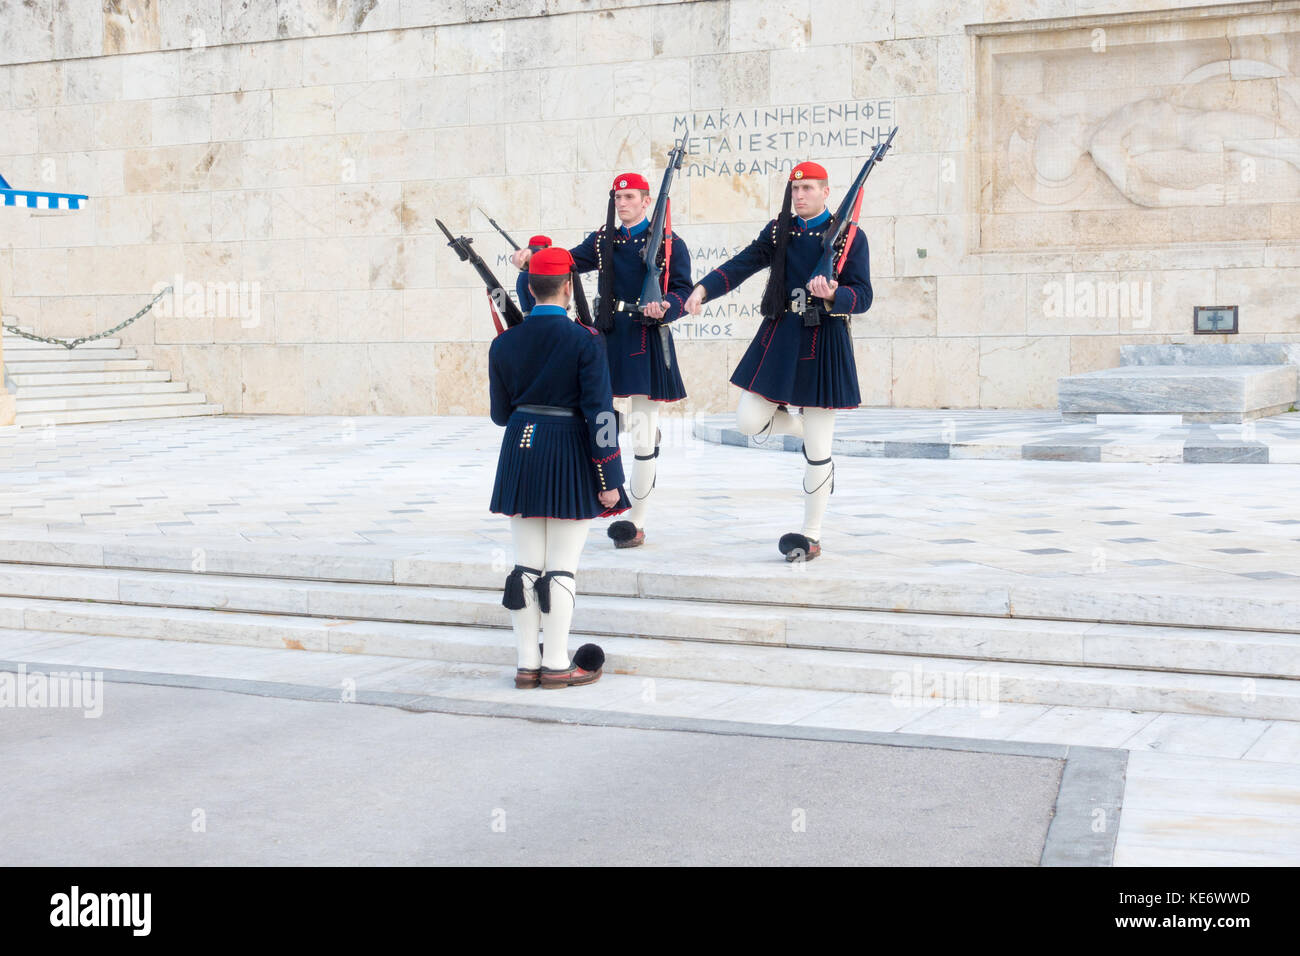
[513,170,693,551]
[489,247,629,689]
[684,160,874,562]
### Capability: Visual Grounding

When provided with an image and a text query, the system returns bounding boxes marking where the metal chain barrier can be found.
[1,286,172,350]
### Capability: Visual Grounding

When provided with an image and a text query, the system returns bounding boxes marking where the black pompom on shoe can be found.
[573,643,605,671]
[608,520,644,548]
[778,533,821,563]
[541,643,605,689]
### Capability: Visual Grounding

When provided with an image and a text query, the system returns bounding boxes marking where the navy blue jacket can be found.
[698,208,872,317]
[488,304,626,491]
[516,218,694,319]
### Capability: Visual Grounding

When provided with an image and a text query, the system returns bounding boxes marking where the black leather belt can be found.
[594,296,639,313]
[515,404,578,417]
[789,294,826,315]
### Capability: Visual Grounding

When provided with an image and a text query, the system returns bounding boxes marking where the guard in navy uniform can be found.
[684,161,872,562]
[490,247,629,689]
[513,172,693,550]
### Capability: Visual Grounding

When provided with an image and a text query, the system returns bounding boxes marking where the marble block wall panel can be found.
[1,0,1298,414]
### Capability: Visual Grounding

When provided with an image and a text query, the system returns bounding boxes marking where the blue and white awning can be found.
[0,173,88,211]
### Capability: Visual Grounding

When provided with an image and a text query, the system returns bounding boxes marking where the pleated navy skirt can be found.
[730,312,861,409]
[490,409,631,520]
[605,311,687,402]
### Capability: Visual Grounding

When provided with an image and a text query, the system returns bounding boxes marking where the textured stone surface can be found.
[2,0,1300,415]
[1122,344,1300,367]
[1058,365,1298,422]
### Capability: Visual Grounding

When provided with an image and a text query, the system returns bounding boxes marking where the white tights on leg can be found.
[539,517,590,670]
[624,395,660,531]
[508,516,546,670]
[735,389,804,441]
[800,407,837,541]
[508,516,591,669]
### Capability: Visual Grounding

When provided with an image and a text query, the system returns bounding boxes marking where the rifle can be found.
[477,206,521,251]
[812,126,898,293]
[437,218,524,335]
[637,139,687,370]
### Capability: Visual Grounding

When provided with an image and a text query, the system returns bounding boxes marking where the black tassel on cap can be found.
[595,190,616,332]
[760,180,794,321]
[571,269,594,327]
[573,643,605,672]
[502,565,540,611]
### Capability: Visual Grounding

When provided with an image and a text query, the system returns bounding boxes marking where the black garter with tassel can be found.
[502,564,541,610]
[535,570,574,614]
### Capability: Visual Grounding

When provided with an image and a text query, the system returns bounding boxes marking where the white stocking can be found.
[508,516,547,669]
[736,389,804,441]
[801,407,837,541]
[625,395,660,531]
[540,517,591,669]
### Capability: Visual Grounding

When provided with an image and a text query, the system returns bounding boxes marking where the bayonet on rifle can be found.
[477,206,521,251]
[437,217,524,333]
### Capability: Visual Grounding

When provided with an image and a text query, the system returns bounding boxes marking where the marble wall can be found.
[1,0,1298,416]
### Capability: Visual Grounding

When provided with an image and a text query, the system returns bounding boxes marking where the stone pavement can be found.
[1,679,1070,866]
[695,408,1300,464]
[0,413,1297,865]
[2,413,1300,586]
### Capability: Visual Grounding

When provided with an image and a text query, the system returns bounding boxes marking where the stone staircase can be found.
[2,329,222,426]
[0,538,1295,720]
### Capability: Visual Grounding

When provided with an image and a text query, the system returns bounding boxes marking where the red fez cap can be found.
[790,161,828,182]
[529,247,575,276]
[527,235,551,248]
[612,172,650,192]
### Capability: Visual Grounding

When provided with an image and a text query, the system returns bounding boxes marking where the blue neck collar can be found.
[796,209,830,229]
[618,218,649,238]
[528,304,568,318]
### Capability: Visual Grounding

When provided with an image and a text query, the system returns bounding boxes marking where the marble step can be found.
[4,358,152,375]
[395,557,1300,636]
[0,537,1292,636]
[7,370,171,386]
[1058,365,1298,423]
[15,391,209,412]
[4,347,139,363]
[0,597,1295,719]
[2,335,121,350]
[12,381,188,399]
[0,562,1292,678]
[13,403,222,426]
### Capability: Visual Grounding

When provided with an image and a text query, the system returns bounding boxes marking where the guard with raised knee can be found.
[684,157,881,562]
